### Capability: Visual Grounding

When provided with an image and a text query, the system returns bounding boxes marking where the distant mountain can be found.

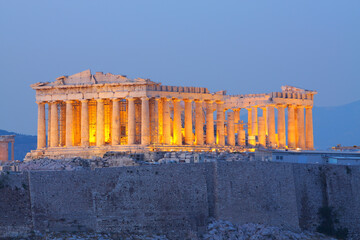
[0,129,37,161]
[314,100,360,150]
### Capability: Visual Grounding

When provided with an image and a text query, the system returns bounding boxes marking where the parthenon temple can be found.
[26,70,317,159]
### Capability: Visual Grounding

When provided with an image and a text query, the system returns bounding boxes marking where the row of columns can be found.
[245,105,314,150]
[37,99,314,150]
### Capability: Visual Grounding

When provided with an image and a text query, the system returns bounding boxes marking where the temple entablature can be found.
[27,70,317,160]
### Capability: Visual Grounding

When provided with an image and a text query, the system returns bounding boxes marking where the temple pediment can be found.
[31,70,157,88]
[281,85,317,94]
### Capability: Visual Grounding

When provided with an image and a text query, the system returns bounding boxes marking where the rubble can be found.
[10,220,336,239]
[203,220,336,240]
[0,151,252,171]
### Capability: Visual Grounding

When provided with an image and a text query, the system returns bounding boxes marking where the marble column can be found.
[227,111,235,146]
[305,106,314,150]
[163,98,171,145]
[50,101,59,147]
[287,105,296,149]
[247,108,252,136]
[216,101,225,145]
[153,98,159,144]
[184,99,193,145]
[277,105,286,148]
[238,124,246,146]
[297,106,306,149]
[65,100,73,147]
[37,101,46,149]
[47,104,51,147]
[251,106,258,136]
[81,100,89,147]
[11,141,14,161]
[206,100,215,145]
[96,99,105,147]
[195,100,204,145]
[261,107,267,135]
[258,116,266,147]
[267,105,276,148]
[141,97,150,145]
[234,108,240,133]
[127,97,136,145]
[173,98,182,145]
[156,98,163,144]
[112,99,121,145]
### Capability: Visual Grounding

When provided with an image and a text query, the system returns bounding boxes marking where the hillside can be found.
[0,129,36,161]
[313,100,360,150]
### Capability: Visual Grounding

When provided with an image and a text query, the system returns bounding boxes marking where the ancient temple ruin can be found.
[26,70,316,159]
[0,135,15,162]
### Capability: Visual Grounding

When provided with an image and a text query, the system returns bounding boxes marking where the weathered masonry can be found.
[27,70,316,159]
[0,135,15,162]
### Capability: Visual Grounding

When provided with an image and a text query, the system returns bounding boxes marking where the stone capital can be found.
[126,97,135,102]
[194,99,203,103]
[172,98,181,102]
[95,99,104,103]
[183,98,193,103]
[305,105,313,109]
[111,98,121,102]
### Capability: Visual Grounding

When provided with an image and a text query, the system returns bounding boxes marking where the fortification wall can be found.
[214,162,300,231]
[0,161,359,238]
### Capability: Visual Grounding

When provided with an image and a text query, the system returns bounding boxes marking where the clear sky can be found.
[0,0,359,135]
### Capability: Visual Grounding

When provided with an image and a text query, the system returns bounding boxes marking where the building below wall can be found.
[258,149,360,165]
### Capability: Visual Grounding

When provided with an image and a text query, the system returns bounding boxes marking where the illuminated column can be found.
[173,98,182,145]
[96,99,105,147]
[112,99,120,145]
[216,101,225,145]
[247,108,252,136]
[297,106,306,149]
[127,97,136,145]
[261,107,267,135]
[37,102,46,149]
[195,100,204,145]
[305,106,314,150]
[267,105,276,148]
[163,98,171,145]
[206,100,215,145]
[238,124,246,146]
[227,111,235,146]
[153,98,159,144]
[251,106,258,136]
[47,104,51,147]
[287,105,296,149]
[277,105,286,148]
[65,100,74,147]
[81,99,89,147]
[11,141,14,161]
[234,108,240,133]
[156,98,163,144]
[50,101,59,147]
[258,116,266,147]
[184,99,193,145]
[141,97,150,145]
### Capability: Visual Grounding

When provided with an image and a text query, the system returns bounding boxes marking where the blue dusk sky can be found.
[0,0,359,135]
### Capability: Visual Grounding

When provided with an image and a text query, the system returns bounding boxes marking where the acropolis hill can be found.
[26,70,317,160]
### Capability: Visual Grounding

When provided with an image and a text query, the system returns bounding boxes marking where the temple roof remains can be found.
[31,70,156,88]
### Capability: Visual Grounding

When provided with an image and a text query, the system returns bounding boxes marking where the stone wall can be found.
[0,161,359,238]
